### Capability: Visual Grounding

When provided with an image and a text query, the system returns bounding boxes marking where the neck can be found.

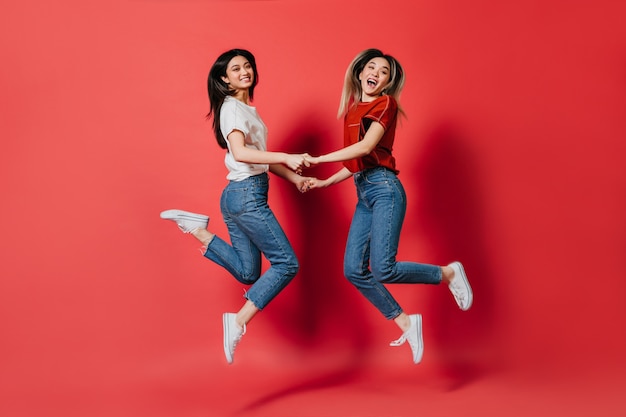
[361,93,380,103]
[232,89,250,105]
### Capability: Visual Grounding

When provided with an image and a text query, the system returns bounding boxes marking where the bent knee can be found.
[240,272,260,284]
[286,259,300,277]
[343,265,363,282]
[274,258,299,279]
[371,267,394,283]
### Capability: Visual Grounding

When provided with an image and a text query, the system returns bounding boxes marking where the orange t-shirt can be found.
[342,95,399,174]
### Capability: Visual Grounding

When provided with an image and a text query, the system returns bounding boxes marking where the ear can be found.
[221,76,229,84]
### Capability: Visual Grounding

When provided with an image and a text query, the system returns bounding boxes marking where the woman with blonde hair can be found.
[306,48,473,364]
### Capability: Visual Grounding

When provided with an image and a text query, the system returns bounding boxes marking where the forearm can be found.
[269,163,300,183]
[316,142,372,164]
[232,147,289,165]
[323,167,353,186]
[315,123,385,164]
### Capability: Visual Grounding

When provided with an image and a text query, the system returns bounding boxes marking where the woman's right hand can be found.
[304,155,321,165]
[305,177,328,190]
[284,153,311,174]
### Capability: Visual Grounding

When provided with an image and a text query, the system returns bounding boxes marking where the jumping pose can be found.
[306,49,473,364]
[161,49,311,364]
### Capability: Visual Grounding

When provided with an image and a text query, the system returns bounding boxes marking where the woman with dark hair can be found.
[161,49,311,364]
[306,49,473,364]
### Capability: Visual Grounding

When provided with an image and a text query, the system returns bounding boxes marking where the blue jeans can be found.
[344,167,442,320]
[203,173,298,310]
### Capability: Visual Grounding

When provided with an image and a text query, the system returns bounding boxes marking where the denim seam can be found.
[205,239,256,284]
[246,193,297,309]
[358,203,401,319]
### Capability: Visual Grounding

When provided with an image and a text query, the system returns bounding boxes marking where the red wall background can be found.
[1,1,625,416]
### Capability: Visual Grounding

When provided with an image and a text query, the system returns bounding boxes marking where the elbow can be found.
[358,147,376,157]
[230,149,245,163]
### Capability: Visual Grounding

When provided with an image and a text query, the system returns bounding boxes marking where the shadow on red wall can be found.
[409,122,499,389]
[228,114,381,411]
[238,118,500,411]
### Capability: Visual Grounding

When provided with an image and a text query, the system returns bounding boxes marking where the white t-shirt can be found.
[220,96,269,181]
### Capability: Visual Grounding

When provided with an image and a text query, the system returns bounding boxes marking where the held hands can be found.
[286,153,328,192]
[294,176,315,193]
[303,155,321,166]
[285,153,311,175]
[285,153,324,176]
[293,177,328,193]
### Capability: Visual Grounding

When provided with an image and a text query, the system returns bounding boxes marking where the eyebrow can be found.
[369,61,390,71]
[230,61,249,69]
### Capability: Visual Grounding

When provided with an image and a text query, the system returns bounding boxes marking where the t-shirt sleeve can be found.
[221,100,249,138]
[363,96,397,131]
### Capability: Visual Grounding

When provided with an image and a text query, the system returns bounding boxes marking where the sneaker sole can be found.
[223,313,234,364]
[160,209,209,222]
[413,314,424,364]
[453,262,473,311]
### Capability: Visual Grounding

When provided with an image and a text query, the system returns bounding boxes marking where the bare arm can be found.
[308,121,385,165]
[308,167,353,189]
[270,164,316,193]
[269,163,301,183]
[228,130,309,171]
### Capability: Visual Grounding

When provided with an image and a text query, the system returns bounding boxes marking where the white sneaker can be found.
[160,209,209,234]
[390,314,423,364]
[222,313,245,364]
[448,261,473,311]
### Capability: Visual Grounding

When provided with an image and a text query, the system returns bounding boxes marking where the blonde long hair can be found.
[337,48,406,119]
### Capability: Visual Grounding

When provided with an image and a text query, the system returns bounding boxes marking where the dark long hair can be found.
[206,49,259,149]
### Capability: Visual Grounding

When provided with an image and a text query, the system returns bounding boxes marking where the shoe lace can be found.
[449,280,467,303]
[390,331,409,347]
[232,324,246,349]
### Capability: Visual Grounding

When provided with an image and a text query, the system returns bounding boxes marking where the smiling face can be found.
[358,57,391,102]
[221,55,255,97]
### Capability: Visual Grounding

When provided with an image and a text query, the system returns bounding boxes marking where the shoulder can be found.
[365,96,397,119]
[374,95,397,111]
[221,97,248,120]
[221,96,236,113]
[222,96,238,109]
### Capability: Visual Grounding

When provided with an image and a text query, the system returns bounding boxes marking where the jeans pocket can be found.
[365,177,389,186]
[223,187,248,216]
[363,168,391,185]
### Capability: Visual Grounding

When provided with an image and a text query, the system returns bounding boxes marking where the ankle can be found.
[441,266,454,284]
[234,317,246,330]
[394,313,411,332]
[192,229,214,246]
